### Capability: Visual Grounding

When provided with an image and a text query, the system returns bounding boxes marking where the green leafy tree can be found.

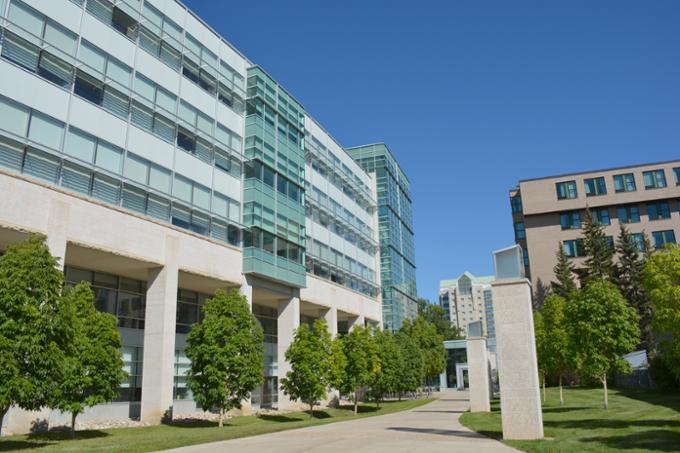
[0,235,66,436]
[579,209,615,285]
[328,337,347,392]
[52,282,126,436]
[417,298,462,340]
[394,332,423,399]
[566,280,640,409]
[643,244,680,381]
[338,326,379,415]
[615,225,654,353]
[185,289,264,427]
[369,330,402,407]
[538,295,572,405]
[280,319,335,418]
[551,245,577,298]
[400,316,446,384]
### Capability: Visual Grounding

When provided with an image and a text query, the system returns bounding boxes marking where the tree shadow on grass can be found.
[580,429,680,452]
[618,389,680,414]
[169,420,218,428]
[0,440,52,451]
[258,410,332,423]
[336,405,379,414]
[542,406,591,414]
[544,418,680,430]
[0,430,109,451]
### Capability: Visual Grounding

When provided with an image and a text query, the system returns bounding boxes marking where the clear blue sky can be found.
[184,0,680,304]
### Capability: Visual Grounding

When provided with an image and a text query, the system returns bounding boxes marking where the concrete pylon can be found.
[277,296,300,409]
[466,336,491,412]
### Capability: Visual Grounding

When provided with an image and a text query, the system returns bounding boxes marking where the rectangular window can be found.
[592,208,610,226]
[556,180,577,199]
[95,142,122,173]
[513,221,525,240]
[643,169,667,189]
[673,167,680,186]
[23,148,60,183]
[613,173,636,192]
[510,194,522,213]
[0,96,31,137]
[28,112,64,150]
[560,211,581,229]
[563,239,585,258]
[647,201,671,220]
[629,233,646,252]
[617,205,640,223]
[652,230,676,249]
[584,176,607,196]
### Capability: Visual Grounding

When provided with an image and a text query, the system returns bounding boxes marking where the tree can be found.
[615,225,654,353]
[369,330,402,407]
[400,317,446,385]
[533,310,548,403]
[538,295,572,405]
[338,326,379,415]
[643,244,680,381]
[0,235,66,436]
[417,298,462,340]
[185,289,264,427]
[394,332,423,399]
[551,245,577,298]
[566,280,640,409]
[52,282,126,436]
[280,319,335,418]
[579,209,615,285]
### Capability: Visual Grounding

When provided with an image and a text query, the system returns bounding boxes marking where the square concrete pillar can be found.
[46,200,69,269]
[348,314,365,331]
[322,307,338,338]
[492,278,544,440]
[140,236,179,424]
[239,276,253,309]
[466,336,491,412]
[277,297,300,409]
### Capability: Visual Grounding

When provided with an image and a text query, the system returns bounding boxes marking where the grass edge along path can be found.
[0,398,434,453]
[459,387,680,453]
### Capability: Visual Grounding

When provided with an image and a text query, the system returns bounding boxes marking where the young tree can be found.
[551,245,577,298]
[566,280,640,409]
[369,330,402,407]
[280,319,334,418]
[615,225,654,353]
[52,282,126,436]
[400,317,446,385]
[185,289,264,427]
[338,326,379,415]
[533,310,548,403]
[417,298,462,340]
[643,244,680,381]
[579,209,615,285]
[394,332,423,399]
[539,295,572,405]
[0,235,67,436]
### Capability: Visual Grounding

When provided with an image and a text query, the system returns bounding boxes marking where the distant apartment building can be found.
[439,272,495,340]
[510,160,680,291]
[347,144,418,331]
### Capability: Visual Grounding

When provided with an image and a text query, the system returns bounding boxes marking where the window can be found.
[560,211,581,230]
[617,205,640,223]
[556,180,577,199]
[613,173,636,192]
[28,112,64,149]
[513,221,525,240]
[629,233,646,252]
[510,194,522,213]
[647,201,671,220]
[643,169,667,189]
[674,167,680,186]
[652,230,676,249]
[584,177,607,196]
[592,208,610,225]
[563,239,585,258]
[0,96,30,137]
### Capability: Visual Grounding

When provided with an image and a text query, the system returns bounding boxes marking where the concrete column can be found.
[46,199,69,269]
[466,336,491,412]
[348,314,365,331]
[322,306,338,338]
[439,371,447,389]
[239,276,253,309]
[492,278,544,440]
[277,296,300,409]
[140,236,179,424]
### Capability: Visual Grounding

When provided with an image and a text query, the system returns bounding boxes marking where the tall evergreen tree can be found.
[551,244,578,299]
[615,225,654,353]
[579,208,615,285]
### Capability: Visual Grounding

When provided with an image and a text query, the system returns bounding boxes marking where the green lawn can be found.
[0,398,432,452]
[460,387,680,452]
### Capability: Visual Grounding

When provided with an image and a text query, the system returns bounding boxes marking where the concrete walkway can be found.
[162,391,518,453]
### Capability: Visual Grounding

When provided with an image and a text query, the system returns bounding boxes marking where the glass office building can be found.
[346,143,417,331]
[0,0,388,433]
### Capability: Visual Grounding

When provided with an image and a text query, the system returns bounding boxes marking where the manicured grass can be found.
[0,398,433,452]
[460,387,680,452]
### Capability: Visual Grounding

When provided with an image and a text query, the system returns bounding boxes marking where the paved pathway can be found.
[162,391,518,453]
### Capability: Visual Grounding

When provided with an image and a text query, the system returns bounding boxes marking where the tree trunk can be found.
[0,406,8,437]
[353,390,358,415]
[542,370,546,403]
[71,412,78,439]
[559,375,564,406]
[603,374,609,410]
[309,402,314,419]
[398,392,402,401]
[219,407,224,428]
